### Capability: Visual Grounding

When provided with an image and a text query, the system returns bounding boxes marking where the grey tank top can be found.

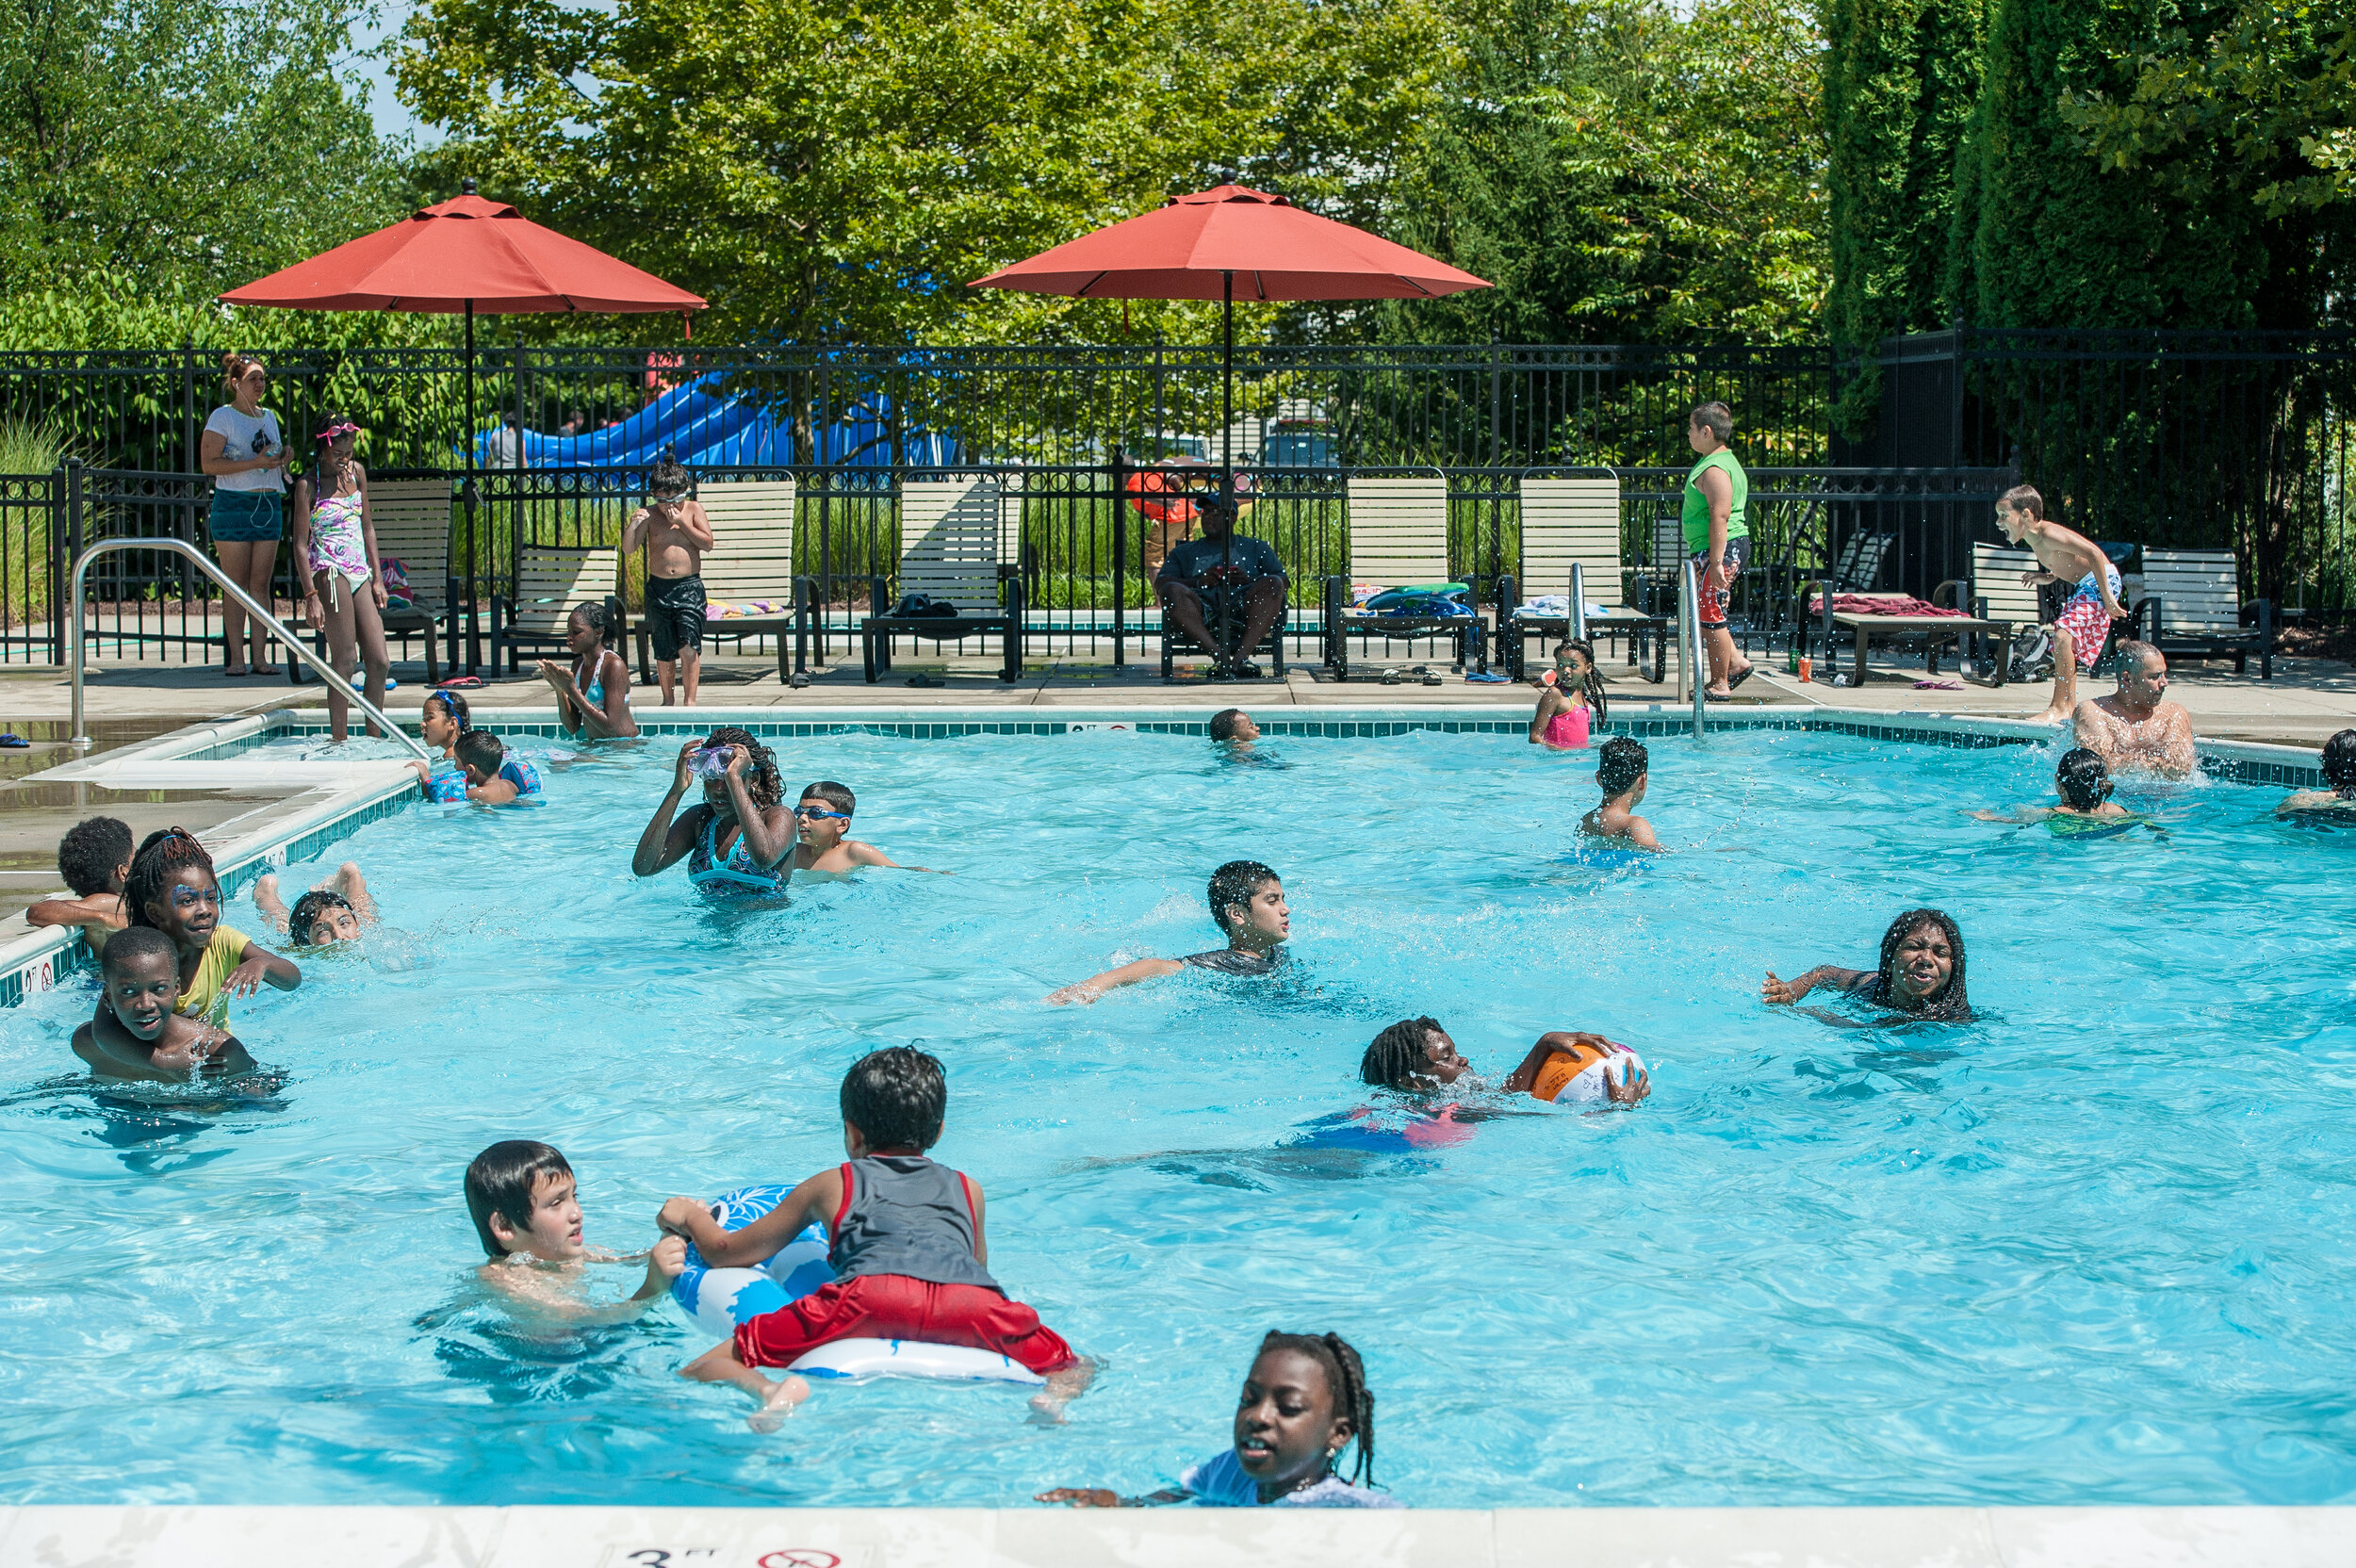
[829,1154,1000,1291]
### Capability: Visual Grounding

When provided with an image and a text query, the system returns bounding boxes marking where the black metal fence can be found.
[10,459,2012,677]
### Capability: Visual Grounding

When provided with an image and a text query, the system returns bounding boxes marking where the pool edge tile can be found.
[1988,1505,2355,1567]
[0,1505,506,1568]
[991,1505,1495,1567]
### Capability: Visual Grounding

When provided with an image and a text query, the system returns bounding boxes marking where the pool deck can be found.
[2,1501,2349,1566]
[11,643,2356,744]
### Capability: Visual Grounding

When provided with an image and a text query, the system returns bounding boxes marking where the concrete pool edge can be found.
[0,701,2323,1007]
[2,1502,2351,1566]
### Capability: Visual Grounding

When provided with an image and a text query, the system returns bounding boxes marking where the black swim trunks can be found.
[1180,947,1284,975]
[646,574,707,662]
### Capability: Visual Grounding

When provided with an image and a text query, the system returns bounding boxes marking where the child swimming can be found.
[1038,1331,1392,1509]
[1579,737,1662,851]
[789,781,945,876]
[656,1047,1092,1429]
[2278,728,2356,821]
[1528,639,1608,750]
[421,689,470,761]
[26,814,134,956]
[254,862,378,946]
[71,926,256,1082]
[1763,906,1974,1022]
[537,599,639,741]
[1971,747,2147,834]
[1359,1016,1649,1108]
[123,827,300,1027]
[466,1140,686,1324]
[409,731,543,805]
[632,728,794,897]
[1047,859,1288,1004]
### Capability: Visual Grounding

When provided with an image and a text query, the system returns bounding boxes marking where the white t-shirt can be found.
[205,404,286,493]
[1177,1449,1401,1509]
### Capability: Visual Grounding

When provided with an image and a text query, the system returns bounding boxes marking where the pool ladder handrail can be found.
[68,537,434,760]
[1680,556,1706,741]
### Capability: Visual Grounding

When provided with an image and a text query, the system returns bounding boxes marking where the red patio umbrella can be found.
[221,179,706,666]
[973,181,1485,484]
[973,186,1489,640]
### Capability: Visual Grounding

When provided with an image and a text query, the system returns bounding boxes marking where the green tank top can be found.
[1680,449,1749,554]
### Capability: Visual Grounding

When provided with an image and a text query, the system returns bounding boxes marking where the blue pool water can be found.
[3,727,2353,1509]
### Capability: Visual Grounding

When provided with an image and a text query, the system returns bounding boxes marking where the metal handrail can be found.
[70,538,432,760]
[1680,557,1707,741]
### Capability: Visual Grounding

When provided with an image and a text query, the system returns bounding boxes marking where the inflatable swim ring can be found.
[668,1184,1045,1387]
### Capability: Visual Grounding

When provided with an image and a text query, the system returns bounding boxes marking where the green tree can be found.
[1944,0,2265,328]
[393,0,1301,346]
[0,0,408,299]
[2060,0,2356,326]
[1824,0,1986,352]
[1378,0,1829,347]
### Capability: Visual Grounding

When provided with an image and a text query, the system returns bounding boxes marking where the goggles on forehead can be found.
[315,421,360,442]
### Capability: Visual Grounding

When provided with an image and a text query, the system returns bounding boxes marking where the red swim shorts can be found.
[732,1273,1079,1375]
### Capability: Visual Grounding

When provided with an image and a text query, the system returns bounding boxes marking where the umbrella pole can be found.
[1219,270,1235,670]
[464,299,481,673]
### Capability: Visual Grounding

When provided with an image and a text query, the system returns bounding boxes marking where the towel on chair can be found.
[1808,594,1964,618]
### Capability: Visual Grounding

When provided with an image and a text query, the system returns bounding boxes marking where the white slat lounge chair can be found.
[1502,473,1669,682]
[631,478,808,684]
[1324,475,1481,677]
[2137,547,2273,678]
[496,544,619,671]
[859,476,1022,682]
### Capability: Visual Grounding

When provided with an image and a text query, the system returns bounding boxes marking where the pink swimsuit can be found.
[1543,704,1591,749]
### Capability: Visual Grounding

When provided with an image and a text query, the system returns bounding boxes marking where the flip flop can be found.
[1727,663,1757,692]
[433,675,485,690]
[906,674,944,688]
[222,667,250,678]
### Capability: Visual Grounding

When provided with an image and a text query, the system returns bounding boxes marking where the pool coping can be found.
[0,702,2324,1013]
[2,1501,2350,1566]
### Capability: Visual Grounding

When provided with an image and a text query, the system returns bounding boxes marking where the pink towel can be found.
[1809,595,1963,618]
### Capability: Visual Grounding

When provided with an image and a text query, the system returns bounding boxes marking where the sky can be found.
[348,2,436,146]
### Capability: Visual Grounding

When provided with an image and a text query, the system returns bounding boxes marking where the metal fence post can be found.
[1111,447,1126,669]
[45,467,65,666]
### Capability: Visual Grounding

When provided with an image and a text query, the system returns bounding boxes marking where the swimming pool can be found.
[3,723,2352,1511]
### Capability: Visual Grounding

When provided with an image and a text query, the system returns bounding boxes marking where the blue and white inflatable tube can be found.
[669,1185,1044,1387]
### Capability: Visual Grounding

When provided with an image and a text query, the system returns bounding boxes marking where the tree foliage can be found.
[1377,0,1829,346]
[392,0,1448,346]
[1824,0,1985,351]
[0,0,409,299]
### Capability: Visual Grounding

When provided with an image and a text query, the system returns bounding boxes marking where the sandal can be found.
[1726,662,1757,692]
[222,666,250,678]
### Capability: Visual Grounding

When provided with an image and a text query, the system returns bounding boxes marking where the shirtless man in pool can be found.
[2073,640,2197,780]
[1996,485,2135,726]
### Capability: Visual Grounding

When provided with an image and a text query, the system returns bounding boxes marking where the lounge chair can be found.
[1159,553,1288,680]
[1931,542,2048,684]
[493,543,620,672]
[860,476,1023,682]
[1497,472,1669,682]
[632,478,810,684]
[1796,580,2010,687]
[1322,475,1482,678]
[286,478,452,686]
[2135,547,2273,678]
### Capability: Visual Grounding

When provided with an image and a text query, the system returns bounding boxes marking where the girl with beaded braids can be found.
[1763,906,1974,1023]
[1528,638,1608,749]
[1039,1331,1395,1509]
[537,597,639,740]
[122,827,300,1028]
[631,726,794,896]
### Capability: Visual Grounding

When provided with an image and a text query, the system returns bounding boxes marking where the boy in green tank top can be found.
[1682,402,1755,697]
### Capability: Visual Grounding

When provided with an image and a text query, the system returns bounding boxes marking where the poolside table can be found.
[1803,588,2013,687]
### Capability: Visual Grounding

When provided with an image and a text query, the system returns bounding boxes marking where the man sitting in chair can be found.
[1157,494,1286,678]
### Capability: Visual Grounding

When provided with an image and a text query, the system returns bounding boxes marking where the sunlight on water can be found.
[3,727,2352,1508]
